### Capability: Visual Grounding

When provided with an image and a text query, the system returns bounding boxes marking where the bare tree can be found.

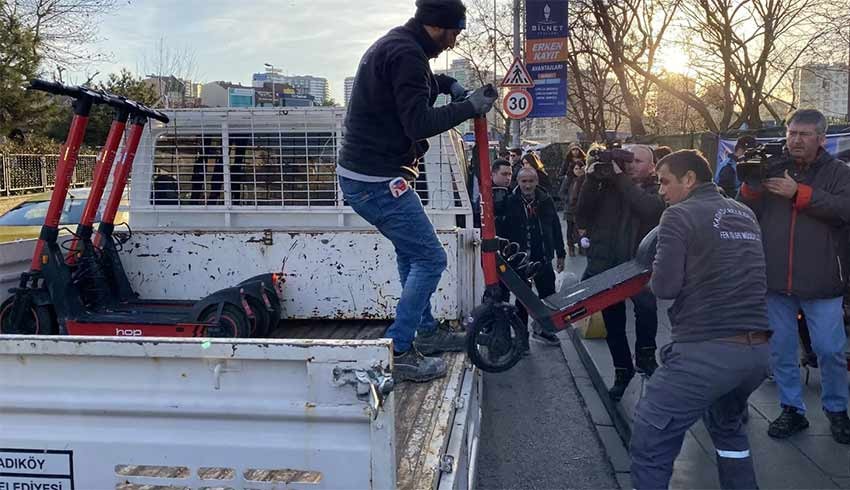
[452,0,518,145]
[137,36,200,108]
[0,0,117,68]
[629,0,848,131]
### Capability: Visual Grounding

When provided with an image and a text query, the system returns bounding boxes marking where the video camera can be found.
[588,144,635,179]
[735,140,788,183]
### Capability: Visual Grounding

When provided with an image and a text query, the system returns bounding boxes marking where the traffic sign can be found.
[501,57,534,87]
[503,89,533,119]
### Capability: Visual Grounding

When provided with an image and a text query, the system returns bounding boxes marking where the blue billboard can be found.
[528,62,567,118]
[526,0,568,119]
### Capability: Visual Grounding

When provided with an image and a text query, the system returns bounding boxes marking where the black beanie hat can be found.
[415,0,467,30]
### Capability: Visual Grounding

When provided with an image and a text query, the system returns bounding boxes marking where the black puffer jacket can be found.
[576,172,665,276]
[739,150,850,299]
[502,188,566,260]
[338,18,476,180]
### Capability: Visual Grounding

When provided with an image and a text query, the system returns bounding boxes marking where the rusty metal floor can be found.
[270,320,465,490]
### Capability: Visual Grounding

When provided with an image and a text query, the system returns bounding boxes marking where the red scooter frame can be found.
[466,113,657,372]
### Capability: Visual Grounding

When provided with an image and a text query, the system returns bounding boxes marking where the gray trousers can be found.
[630,339,769,490]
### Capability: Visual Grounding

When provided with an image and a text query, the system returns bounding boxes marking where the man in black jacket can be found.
[739,109,850,444]
[576,144,665,401]
[631,150,770,490]
[337,0,497,383]
[502,167,566,351]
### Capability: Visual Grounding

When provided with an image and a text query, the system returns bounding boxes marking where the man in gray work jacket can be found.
[630,150,770,490]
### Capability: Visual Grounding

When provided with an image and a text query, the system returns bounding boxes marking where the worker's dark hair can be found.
[657,150,713,183]
[491,158,511,174]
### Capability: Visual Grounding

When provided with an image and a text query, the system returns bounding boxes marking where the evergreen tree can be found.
[0,5,43,137]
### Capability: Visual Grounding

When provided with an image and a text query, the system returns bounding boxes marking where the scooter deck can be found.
[543,260,651,325]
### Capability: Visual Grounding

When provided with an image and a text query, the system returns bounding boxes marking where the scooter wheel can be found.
[200,303,251,338]
[0,297,56,335]
[244,296,271,338]
[466,302,524,373]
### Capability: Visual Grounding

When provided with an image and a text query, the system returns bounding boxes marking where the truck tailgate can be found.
[0,335,396,489]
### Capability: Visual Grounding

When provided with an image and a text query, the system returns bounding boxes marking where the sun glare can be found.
[657,47,691,75]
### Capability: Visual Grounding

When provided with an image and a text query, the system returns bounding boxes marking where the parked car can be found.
[0,188,129,243]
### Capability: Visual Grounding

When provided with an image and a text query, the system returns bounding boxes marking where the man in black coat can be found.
[576,144,666,401]
[502,167,566,351]
[337,0,497,383]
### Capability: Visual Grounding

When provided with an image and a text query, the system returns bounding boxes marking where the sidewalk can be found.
[567,275,850,489]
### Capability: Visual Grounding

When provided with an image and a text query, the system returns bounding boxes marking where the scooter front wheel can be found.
[466,302,524,373]
[199,303,251,338]
[0,297,56,335]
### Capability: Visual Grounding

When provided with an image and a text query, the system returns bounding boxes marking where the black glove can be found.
[467,84,498,115]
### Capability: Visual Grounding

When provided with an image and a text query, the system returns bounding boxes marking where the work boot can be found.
[531,321,560,346]
[393,348,447,383]
[608,368,635,402]
[825,410,850,444]
[414,324,467,355]
[767,406,809,439]
[635,347,658,377]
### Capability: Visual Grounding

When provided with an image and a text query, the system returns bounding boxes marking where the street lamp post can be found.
[264,63,279,107]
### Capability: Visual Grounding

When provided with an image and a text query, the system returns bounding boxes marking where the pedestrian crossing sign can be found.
[501,57,534,88]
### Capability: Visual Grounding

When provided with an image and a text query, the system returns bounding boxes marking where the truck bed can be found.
[272,320,468,490]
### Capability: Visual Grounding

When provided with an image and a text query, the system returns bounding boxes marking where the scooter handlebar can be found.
[29,79,170,124]
[139,105,170,124]
[28,79,99,100]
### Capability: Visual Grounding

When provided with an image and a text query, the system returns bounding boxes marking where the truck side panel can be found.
[118,230,473,320]
[0,336,395,490]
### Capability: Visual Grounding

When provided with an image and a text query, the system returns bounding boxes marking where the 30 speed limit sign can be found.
[503,89,533,119]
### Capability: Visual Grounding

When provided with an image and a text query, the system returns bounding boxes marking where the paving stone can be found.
[746,418,840,489]
[670,432,720,490]
[832,477,850,488]
[789,435,850,478]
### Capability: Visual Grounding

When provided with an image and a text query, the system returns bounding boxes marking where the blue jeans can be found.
[767,292,848,413]
[339,176,448,353]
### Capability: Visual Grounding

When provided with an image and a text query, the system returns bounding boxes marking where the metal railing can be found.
[0,154,98,196]
[129,108,473,230]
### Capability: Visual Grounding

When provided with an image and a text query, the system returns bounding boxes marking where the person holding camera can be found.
[630,150,770,490]
[715,135,757,198]
[739,109,850,444]
[576,144,665,401]
[337,0,498,383]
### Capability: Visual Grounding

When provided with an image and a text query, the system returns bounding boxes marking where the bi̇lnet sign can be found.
[525,0,568,118]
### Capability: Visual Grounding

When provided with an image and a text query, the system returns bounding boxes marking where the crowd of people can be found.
[340,1,850,487]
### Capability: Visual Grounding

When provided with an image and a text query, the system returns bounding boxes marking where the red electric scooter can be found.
[0,80,281,338]
[465,104,657,372]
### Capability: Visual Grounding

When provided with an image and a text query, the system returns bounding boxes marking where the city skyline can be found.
[64,0,463,105]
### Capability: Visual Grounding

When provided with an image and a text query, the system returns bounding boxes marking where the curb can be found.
[568,328,634,446]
